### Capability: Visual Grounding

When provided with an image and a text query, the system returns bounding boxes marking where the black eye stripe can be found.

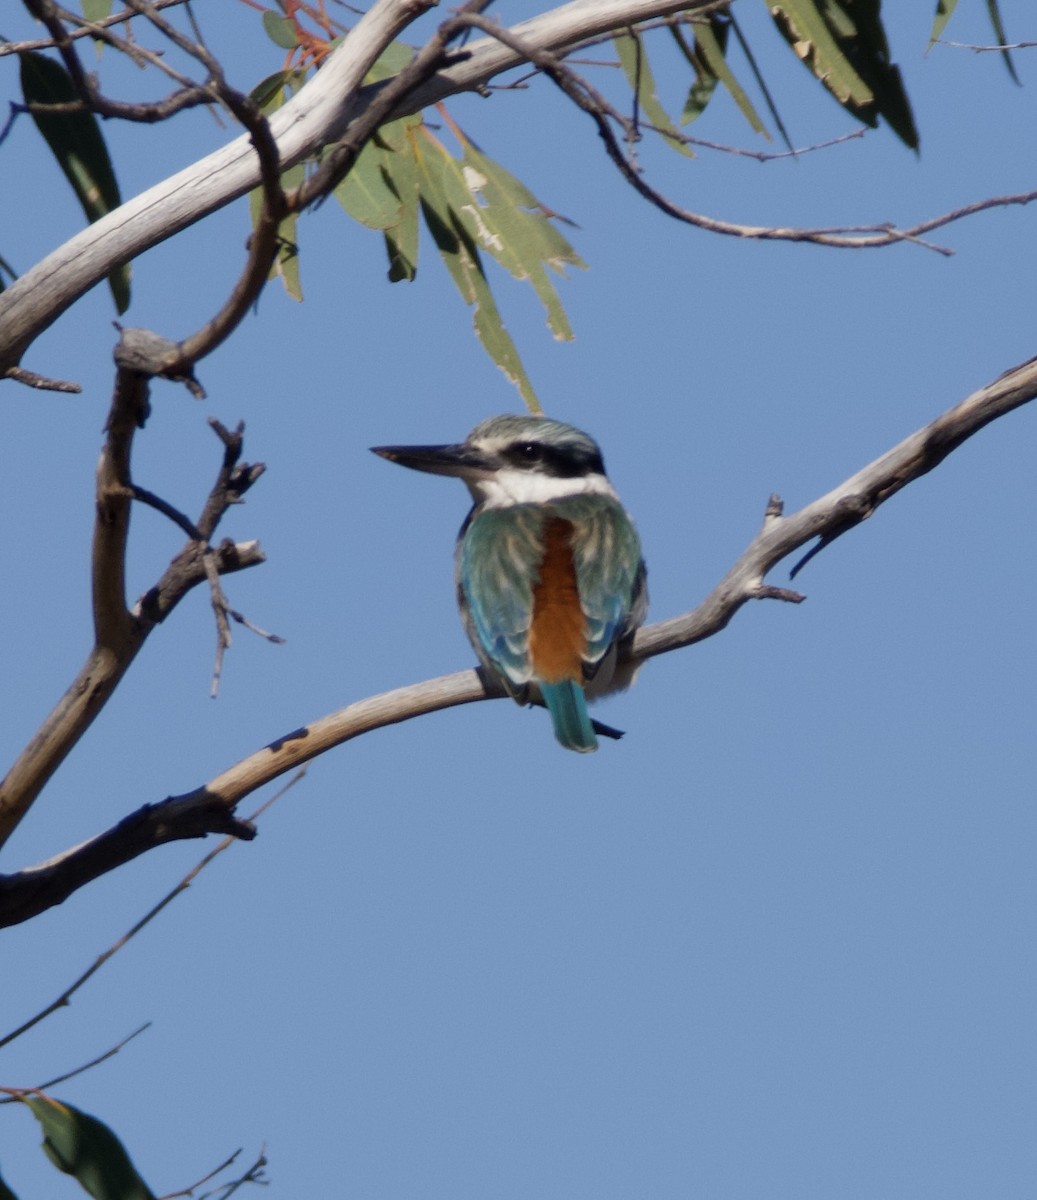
[501,439,605,478]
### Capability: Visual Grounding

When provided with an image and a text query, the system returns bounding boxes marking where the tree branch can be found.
[2,351,1033,926]
[0,0,719,375]
[0,331,267,852]
[452,13,1037,256]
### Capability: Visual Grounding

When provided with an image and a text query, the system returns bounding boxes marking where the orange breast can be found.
[529,518,586,683]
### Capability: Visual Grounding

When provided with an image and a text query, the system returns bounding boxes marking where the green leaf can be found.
[365,40,416,82]
[336,144,405,230]
[249,162,305,301]
[928,0,959,46]
[249,69,296,111]
[414,132,540,411]
[614,29,693,157]
[82,0,112,21]
[262,11,297,49]
[672,23,721,125]
[248,68,306,300]
[686,17,768,136]
[454,136,585,342]
[333,113,422,280]
[0,1165,20,1200]
[20,51,130,312]
[20,1096,156,1200]
[985,0,1020,84]
[726,12,796,153]
[769,0,918,150]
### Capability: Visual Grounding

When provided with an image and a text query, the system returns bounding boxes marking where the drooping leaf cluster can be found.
[3,0,1018,404]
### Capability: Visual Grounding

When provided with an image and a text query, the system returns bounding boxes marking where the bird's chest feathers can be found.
[529,518,587,683]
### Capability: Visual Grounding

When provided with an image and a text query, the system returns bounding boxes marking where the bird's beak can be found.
[371,442,495,479]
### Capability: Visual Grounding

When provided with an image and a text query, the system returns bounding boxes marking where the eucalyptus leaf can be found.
[262,11,297,49]
[19,51,130,312]
[691,18,768,136]
[985,0,1020,85]
[614,29,693,157]
[769,0,917,150]
[414,132,540,411]
[928,0,959,46]
[21,1096,156,1200]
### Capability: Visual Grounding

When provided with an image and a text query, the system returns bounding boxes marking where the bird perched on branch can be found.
[372,414,647,752]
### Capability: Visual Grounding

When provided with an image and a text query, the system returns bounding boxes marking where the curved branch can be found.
[454,13,1037,256]
[0,332,267,852]
[0,0,714,374]
[2,351,1034,926]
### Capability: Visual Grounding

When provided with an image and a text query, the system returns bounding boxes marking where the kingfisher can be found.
[372,414,647,752]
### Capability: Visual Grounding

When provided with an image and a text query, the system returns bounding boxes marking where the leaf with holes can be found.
[769,1,917,149]
[453,135,585,342]
[414,132,539,411]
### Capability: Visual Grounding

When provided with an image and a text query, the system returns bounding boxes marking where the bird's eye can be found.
[519,442,541,461]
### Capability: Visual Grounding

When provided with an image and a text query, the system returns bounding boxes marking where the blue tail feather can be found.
[541,681,598,753]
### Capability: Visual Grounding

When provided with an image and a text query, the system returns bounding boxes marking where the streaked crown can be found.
[465,415,607,479]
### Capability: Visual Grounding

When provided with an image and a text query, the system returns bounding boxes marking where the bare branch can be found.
[0,0,191,56]
[632,351,1037,660]
[3,364,81,392]
[0,1024,152,1099]
[0,333,267,852]
[1,354,1033,926]
[21,0,214,122]
[0,0,721,376]
[0,773,304,1040]
[937,39,1037,53]
[453,13,1037,256]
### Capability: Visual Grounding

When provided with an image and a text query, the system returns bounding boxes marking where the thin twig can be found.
[0,771,305,1043]
[937,39,1037,52]
[0,350,267,854]
[0,0,190,56]
[449,12,1037,255]
[3,365,81,392]
[0,1023,152,1101]
[2,348,1034,928]
[156,1147,242,1200]
[22,0,214,122]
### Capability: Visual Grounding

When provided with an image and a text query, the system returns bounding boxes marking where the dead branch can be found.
[0,329,267,853]
[1,352,1033,927]
[22,0,215,122]
[0,773,302,1047]
[0,0,190,57]
[0,1024,152,1098]
[0,0,723,376]
[452,13,1037,256]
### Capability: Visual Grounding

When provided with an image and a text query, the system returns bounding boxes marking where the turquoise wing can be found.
[458,505,544,686]
[559,494,645,667]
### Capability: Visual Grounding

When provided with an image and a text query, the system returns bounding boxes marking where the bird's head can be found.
[372,414,613,506]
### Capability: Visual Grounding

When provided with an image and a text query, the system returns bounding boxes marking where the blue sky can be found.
[2,4,1035,1198]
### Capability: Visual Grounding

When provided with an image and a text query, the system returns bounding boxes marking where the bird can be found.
[372,414,647,752]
